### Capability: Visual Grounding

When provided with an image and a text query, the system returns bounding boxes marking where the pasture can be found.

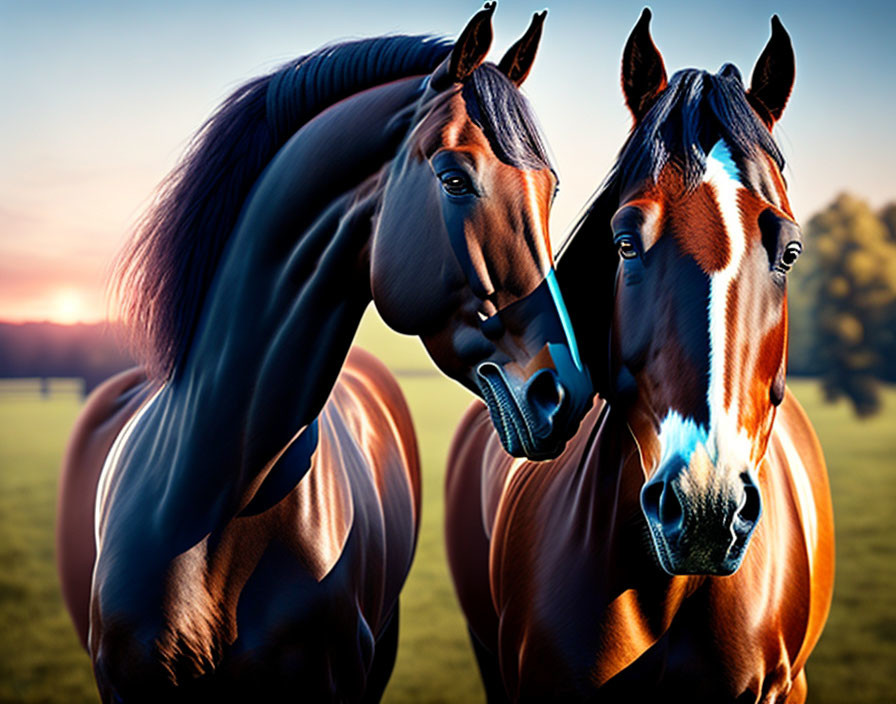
[0,311,894,703]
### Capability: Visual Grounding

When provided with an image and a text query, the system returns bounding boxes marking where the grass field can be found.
[0,310,894,702]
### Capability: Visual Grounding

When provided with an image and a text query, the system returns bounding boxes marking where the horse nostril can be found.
[526,369,565,417]
[641,481,663,518]
[737,477,762,526]
[659,483,683,527]
[642,478,683,532]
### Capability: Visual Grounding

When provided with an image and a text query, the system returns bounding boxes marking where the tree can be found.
[877,202,896,382]
[802,194,896,415]
[879,202,896,243]
[786,229,822,376]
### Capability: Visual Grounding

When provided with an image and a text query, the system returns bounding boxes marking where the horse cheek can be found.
[371,200,462,334]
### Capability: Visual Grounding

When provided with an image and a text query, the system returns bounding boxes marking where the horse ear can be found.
[747,16,795,128]
[621,8,667,123]
[497,10,547,87]
[432,2,496,89]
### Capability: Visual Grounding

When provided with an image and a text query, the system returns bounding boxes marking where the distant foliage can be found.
[0,323,134,395]
[789,194,896,416]
[878,203,896,244]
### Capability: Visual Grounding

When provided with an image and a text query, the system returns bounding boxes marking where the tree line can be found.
[0,322,133,395]
[788,194,896,416]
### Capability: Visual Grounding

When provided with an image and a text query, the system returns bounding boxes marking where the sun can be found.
[52,288,86,325]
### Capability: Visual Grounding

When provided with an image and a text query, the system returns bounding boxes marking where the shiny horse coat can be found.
[57,7,590,701]
[446,12,833,703]
[65,351,416,702]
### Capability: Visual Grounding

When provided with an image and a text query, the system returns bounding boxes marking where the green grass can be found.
[0,311,894,702]
[794,381,896,704]
[0,383,98,703]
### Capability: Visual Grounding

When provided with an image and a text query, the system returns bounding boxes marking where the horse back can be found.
[56,367,154,648]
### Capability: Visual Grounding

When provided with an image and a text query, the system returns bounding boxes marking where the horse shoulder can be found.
[765,388,835,671]
[487,400,614,693]
[292,346,420,616]
[56,366,152,648]
[338,346,420,505]
[714,388,833,692]
[445,399,502,649]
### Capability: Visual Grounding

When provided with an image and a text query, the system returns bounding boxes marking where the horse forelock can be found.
[461,63,554,173]
[113,35,452,380]
[617,67,784,197]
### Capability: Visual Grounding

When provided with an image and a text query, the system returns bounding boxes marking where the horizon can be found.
[2,0,894,324]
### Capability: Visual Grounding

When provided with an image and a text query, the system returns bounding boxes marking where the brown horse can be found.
[446,11,834,702]
[56,6,592,701]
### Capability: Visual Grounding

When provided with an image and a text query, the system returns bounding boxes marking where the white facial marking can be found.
[658,410,710,466]
[656,141,751,472]
[703,140,753,471]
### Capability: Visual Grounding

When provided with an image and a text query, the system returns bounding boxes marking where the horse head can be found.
[560,10,799,574]
[373,5,592,460]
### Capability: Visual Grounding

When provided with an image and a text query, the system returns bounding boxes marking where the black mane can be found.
[616,64,784,192]
[114,35,451,380]
[462,63,553,172]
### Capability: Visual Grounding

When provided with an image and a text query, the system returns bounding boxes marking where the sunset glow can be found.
[1,2,894,328]
[51,289,88,325]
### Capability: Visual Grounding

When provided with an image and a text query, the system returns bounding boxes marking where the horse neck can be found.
[116,77,424,548]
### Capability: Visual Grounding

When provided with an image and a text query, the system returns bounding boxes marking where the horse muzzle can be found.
[470,268,592,460]
[476,341,591,461]
[640,454,762,576]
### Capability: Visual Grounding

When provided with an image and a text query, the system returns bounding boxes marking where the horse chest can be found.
[492,459,802,702]
[505,579,798,702]
[590,593,797,702]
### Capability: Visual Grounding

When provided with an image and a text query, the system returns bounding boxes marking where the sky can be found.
[1,0,894,323]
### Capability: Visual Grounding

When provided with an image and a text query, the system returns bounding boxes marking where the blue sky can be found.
[1,0,894,321]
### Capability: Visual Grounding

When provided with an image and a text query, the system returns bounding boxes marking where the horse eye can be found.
[617,237,639,260]
[777,242,802,272]
[441,172,473,196]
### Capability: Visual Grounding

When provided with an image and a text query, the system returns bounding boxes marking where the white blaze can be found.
[703,140,752,468]
[657,140,752,472]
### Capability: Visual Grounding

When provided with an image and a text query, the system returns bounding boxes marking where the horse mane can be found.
[462,63,553,172]
[113,34,452,380]
[615,64,784,192]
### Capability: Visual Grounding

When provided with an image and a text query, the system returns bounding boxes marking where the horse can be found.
[55,6,593,701]
[445,10,834,702]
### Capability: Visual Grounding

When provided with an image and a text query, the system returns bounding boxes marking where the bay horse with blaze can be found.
[446,11,833,702]
[56,6,591,701]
